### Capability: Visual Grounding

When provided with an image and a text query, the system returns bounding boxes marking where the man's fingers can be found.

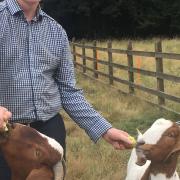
[111,129,132,145]
[0,106,8,111]
[103,128,134,150]
[4,111,12,121]
[112,141,125,150]
[121,130,129,136]
[0,111,12,121]
[0,107,12,128]
[118,133,132,145]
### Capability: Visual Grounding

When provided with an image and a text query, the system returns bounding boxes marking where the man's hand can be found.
[102,128,133,150]
[0,106,12,128]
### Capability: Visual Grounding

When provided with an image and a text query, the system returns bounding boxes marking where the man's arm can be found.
[55,29,112,142]
[55,29,132,148]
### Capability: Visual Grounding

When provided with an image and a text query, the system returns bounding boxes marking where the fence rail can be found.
[70,40,180,115]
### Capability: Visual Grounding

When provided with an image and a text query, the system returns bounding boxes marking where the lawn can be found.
[63,72,180,180]
[72,39,180,112]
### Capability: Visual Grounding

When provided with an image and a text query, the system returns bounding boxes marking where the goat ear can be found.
[137,129,144,142]
[165,135,180,161]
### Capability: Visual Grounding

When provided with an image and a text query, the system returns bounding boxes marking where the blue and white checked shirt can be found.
[0,0,112,142]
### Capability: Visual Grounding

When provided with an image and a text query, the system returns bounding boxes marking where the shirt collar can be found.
[6,0,22,15]
[36,6,45,21]
[6,0,45,21]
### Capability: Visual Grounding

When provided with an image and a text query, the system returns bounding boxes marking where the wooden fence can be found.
[70,39,180,115]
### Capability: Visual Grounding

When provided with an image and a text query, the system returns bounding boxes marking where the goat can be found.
[126,118,180,180]
[0,123,65,180]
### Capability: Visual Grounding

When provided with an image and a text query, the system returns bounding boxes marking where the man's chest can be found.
[0,18,61,73]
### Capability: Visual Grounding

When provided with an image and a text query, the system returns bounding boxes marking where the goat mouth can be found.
[136,157,147,166]
[135,147,148,166]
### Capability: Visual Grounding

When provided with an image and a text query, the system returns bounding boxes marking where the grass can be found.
[73,39,180,112]
[63,71,180,180]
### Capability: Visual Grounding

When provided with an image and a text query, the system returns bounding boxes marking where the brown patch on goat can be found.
[141,166,150,180]
[137,123,180,179]
[26,166,54,180]
[0,123,62,180]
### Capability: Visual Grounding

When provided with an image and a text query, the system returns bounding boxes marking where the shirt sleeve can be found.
[55,29,112,143]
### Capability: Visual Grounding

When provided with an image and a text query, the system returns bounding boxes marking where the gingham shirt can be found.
[0,0,112,142]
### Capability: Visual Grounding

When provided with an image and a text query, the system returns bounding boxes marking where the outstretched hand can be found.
[0,106,12,129]
[102,128,133,150]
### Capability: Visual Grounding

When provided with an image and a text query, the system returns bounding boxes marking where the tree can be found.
[1,0,180,38]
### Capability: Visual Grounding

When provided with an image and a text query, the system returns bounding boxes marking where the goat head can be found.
[135,119,180,165]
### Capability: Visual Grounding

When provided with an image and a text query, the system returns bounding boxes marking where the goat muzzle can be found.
[135,141,148,166]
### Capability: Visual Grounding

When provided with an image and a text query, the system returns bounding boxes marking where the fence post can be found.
[93,40,98,78]
[155,41,165,105]
[107,41,113,85]
[82,40,86,73]
[72,37,76,67]
[127,41,134,94]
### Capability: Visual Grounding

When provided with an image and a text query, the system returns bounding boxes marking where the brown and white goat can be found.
[126,118,180,180]
[0,123,65,180]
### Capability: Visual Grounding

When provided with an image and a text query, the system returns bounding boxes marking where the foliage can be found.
[42,0,180,39]
[1,0,180,38]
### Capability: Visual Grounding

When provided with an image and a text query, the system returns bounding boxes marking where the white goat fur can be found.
[38,132,64,180]
[126,118,180,180]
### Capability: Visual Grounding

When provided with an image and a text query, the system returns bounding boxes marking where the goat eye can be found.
[35,149,41,158]
[168,133,175,138]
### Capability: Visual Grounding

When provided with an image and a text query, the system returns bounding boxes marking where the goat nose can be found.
[136,140,145,147]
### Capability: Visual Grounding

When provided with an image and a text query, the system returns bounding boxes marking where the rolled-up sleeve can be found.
[55,30,112,142]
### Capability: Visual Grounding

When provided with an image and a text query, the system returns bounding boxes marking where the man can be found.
[0,0,133,179]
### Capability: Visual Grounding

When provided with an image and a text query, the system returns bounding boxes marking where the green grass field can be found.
[73,39,180,112]
[63,71,180,180]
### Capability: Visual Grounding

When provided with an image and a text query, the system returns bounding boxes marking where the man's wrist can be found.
[86,119,112,143]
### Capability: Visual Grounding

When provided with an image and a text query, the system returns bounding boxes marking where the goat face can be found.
[136,119,180,166]
[0,123,63,176]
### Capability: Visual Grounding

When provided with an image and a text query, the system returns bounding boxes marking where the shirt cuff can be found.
[86,119,112,143]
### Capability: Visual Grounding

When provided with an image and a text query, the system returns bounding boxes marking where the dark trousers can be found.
[0,113,66,180]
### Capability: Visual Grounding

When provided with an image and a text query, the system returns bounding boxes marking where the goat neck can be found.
[145,155,179,180]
